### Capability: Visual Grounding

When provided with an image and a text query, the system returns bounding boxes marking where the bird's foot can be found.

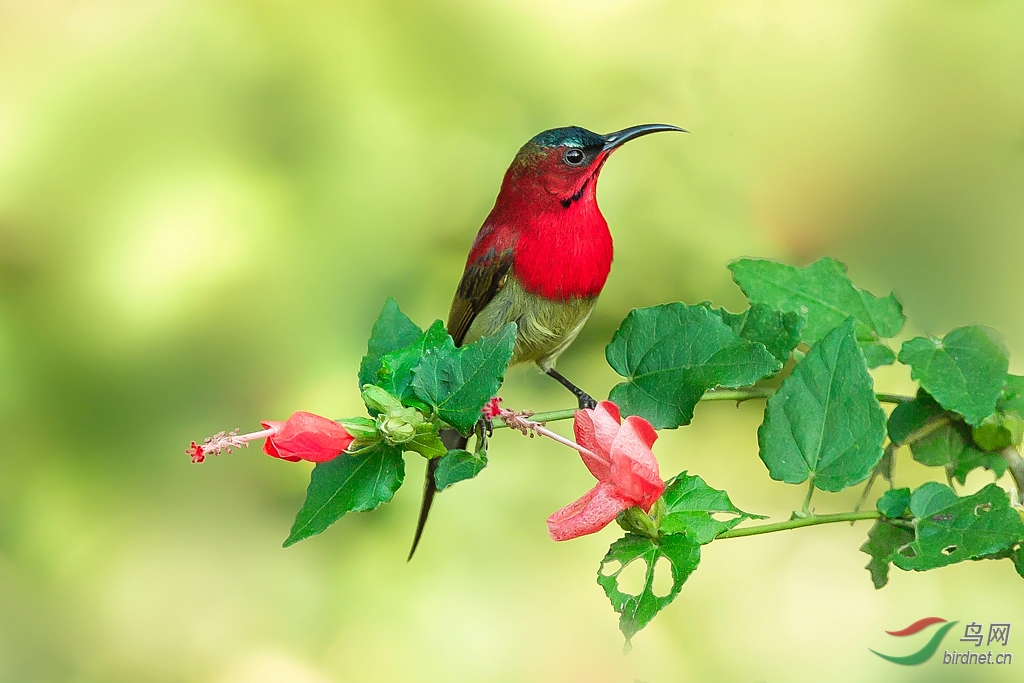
[545,368,598,410]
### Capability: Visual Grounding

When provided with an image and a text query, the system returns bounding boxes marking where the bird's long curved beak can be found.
[602,123,687,152]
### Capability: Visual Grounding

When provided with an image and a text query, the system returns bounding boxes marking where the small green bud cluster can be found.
[360,385,447,458]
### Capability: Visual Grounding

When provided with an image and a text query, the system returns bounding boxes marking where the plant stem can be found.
[717,510,881,539]
[490,389,913,430]
[491,408,576,429]
[700,387,775,402]
[801,478,816,515]
[875,392,913,405]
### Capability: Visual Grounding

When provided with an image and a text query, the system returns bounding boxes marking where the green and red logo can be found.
[871,617,958,665]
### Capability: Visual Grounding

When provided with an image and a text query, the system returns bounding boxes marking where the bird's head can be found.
[497,124,685,213]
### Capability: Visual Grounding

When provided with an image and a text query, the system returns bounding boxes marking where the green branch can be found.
[716,510,881,539]
[491,388,912,429]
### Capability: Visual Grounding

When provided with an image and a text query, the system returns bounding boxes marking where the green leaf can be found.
[886,391,943,445]
[973,412,1024,452]
[728,256,905,345]
[901,417,1008,484]
[861,342,897,369]
[892,483,1024,571]
[411,323,516,434]
[861,520,915,589]
[403,424,448,460]
[705,302,806,364]
[284,443,405,547]
[659,472,765,543]
[909,421,966,467]
[358,298,424,390]
[948,448,1008,486]
[758,319,887,491]
[376,320,449,400]
[877,487,911,519]
[434,448,488,491]
[998,374,1024,417]
[1015,545,1024,580]
[909,481,959,517]
[606,303,782,429]
[897,326,1009,426]
[597,533,701,645]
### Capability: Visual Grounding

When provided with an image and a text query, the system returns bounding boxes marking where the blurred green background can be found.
[2,1,1023,682]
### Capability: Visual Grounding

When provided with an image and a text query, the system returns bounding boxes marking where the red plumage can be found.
[466,149,614,300]
[408,123,683,561]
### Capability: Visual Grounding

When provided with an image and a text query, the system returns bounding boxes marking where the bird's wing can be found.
[447,246,514,346]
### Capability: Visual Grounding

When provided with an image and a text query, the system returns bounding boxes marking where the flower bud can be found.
[376,405,427,446]
[361,384,403,415]
[261,411,356,463]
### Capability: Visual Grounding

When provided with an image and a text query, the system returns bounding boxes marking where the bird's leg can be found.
[546,368,598,409]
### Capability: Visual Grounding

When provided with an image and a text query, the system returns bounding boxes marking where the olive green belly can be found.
[462,276,596,370]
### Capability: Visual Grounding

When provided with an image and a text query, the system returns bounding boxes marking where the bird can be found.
[409,123,685,559]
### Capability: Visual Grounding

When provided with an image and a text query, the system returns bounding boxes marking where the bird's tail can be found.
[408,427,466,560]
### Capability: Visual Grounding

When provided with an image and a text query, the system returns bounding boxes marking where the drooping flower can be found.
[546,401,665,541]
[261,411,356,463]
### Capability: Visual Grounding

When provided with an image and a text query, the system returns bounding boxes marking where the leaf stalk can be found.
[716,510,881,539]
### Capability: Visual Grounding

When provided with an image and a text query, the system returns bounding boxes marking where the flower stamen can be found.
[497,405,607,466]
[186,426,278,463]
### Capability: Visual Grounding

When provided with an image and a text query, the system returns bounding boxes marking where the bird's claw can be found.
[577,393,598,410]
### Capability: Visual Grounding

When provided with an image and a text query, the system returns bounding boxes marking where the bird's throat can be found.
[512,199,613,301]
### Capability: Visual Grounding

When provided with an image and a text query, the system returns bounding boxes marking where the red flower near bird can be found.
[261,411,355,463]
[188,411,355,464]
[547,401,665,541]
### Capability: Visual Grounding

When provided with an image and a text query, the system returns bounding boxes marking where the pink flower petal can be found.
[573,401,621,479]
[608,415,664,510]
[546,481,634,541]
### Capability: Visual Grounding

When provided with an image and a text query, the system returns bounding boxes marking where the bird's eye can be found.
[563,148,585,166]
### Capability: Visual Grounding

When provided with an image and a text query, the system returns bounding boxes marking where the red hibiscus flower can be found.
[546,401,665,541]
[261,411,355,463]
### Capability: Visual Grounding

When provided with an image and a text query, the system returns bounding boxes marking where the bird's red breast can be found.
[464,149,614,301]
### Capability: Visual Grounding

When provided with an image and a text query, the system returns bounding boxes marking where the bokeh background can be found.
[2,1,1023,682]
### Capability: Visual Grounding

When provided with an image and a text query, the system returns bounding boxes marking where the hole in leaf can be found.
[651,556,674,598]
[975,503,992,516]
[941,545,957,556]
[710,512,739,522]
[898,544,916,559]
[616,559,648,596]
[600,560,622,577]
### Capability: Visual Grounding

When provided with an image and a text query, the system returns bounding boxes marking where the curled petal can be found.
[608,415,664,510]
[546,481,634,541]
[572,401,621,478]
[261,411,354,463]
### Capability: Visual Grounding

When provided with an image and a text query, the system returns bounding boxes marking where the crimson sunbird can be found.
[409,123,684,558]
